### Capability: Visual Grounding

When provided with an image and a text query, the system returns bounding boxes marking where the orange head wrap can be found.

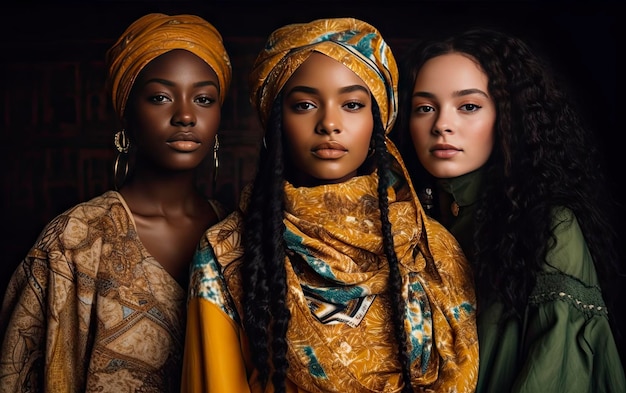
[106,13,232,119]
[249,17,397,134]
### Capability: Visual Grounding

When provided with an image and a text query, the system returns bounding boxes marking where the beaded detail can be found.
[528,271,608,318]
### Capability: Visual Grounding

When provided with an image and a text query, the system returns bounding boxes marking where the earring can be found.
[212,134,220,190]
[114,129,130,153]
[113,129,130,190]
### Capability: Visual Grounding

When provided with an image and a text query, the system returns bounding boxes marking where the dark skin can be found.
[120,49,222,288]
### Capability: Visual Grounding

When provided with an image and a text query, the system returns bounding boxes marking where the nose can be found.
[172,100,196,127]
[432,109,453,136]
[315,106,341,135]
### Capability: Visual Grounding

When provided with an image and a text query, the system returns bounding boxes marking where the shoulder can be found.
[424,215,469,261]
[530,207,607,316]
[189,211,243,321]
[56,190,127,221]
[33,191,132,253]
[195,210,244,270]
[543,206,598,285]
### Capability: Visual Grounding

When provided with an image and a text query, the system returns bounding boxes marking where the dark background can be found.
[1,0,623,364]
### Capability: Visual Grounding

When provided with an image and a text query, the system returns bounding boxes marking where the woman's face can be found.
[282,52,374,186]
[409,52,496,179]
[126,49,221,171]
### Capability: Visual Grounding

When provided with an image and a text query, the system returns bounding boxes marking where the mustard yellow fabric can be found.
[183,298,258,392]
[106,13,232,118]
[183,17,478,392]
[0,191,225,392]
[185,173,478,392]
[249,18,396,132]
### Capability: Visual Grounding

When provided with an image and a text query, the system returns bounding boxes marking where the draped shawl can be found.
[191,17,478,392]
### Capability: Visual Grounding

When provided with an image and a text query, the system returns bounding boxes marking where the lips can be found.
[430,143,459,152]
[167,132,202,152]
[313,141,347,152]
[430,143,461,159]
[167,132,200,143]
[312,141,347,159]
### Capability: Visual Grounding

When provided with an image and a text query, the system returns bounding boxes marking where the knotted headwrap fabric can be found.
[106,13,232,119]
[248,17,419,219]
[249,17,397,133]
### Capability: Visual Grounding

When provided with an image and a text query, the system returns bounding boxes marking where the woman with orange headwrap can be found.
[0,13,231,392]
[182,17,477,392]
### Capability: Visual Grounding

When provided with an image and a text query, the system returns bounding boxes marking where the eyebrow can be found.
[286,84,370,97]
[143,78,219,90]
[413,88,489,99]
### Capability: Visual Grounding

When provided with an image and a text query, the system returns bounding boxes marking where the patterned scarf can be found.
[277,167,478,390]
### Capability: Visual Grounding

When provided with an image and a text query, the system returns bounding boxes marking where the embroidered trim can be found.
[529,271,608,318]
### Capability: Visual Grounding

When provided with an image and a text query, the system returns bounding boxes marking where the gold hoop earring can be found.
[114,129,130,153]
[113,151,129,191]
[113,130,130,190]
[212,134,219,191]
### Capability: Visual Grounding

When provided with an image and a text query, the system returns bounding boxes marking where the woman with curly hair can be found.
[393,27,625,392]
[182,17,478,393]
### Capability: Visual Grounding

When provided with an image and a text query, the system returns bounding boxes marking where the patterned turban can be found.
[249,17,398,134]
[106,13,232,119]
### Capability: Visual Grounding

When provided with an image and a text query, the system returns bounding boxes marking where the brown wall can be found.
[1,1,621,355]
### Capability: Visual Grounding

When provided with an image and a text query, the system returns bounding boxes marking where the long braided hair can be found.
[241,94,415,392]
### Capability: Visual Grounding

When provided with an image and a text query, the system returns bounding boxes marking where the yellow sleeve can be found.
[181,297,253,393]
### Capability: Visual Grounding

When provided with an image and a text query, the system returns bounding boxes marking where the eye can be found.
[413,105,435,114]
[149,94,171,104]
[293,102,316,111]
[195,96,216,106]
[460,103,482,112]
[344,101,365,111]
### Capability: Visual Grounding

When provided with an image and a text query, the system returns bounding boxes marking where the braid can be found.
[372,101,413,391]
[242,95,289,387]
[266,96,290,393]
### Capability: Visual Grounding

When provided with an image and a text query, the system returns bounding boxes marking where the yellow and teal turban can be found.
[106,13,232,119]
[249,17,398,134]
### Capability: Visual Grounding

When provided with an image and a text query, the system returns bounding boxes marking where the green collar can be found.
[436,167,486,208]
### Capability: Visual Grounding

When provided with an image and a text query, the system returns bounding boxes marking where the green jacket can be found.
[437,169,625,393]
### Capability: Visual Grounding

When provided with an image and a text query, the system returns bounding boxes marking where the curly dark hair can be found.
[241,94,414,392]
[393,28,622,327]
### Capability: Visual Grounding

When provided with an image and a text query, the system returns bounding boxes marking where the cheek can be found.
[471,121,496,164]
[357,117,374,145]
[132,103,169,128]
[201,109,222,135]
[409,120,430,152]
[477,134,495,163]
[283,123,305,153]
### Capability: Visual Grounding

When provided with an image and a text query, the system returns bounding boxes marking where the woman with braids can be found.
[182,17,478,393]
[0,13,232,392]
[393,27,626,392]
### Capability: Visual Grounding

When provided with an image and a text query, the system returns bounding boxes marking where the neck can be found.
[119,165,204,216]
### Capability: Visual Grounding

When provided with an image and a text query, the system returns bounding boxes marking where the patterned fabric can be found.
[189,170,478,392]
[185,17,478,392]
[0,191,224,392]
[106,13,232,118]
[249,17,396,132]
